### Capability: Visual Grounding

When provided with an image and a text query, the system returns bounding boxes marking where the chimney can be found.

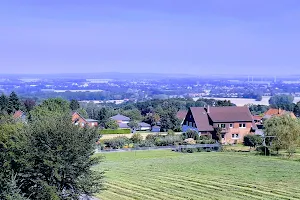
[207,105,210,114]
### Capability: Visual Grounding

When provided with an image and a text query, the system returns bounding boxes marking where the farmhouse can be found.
[263,108,296,119]
[182,106,255,144]
[72,112,98,127]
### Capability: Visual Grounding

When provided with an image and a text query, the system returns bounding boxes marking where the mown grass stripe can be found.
[115,167,300,199]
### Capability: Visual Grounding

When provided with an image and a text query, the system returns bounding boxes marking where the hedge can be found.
[100,129,131,135]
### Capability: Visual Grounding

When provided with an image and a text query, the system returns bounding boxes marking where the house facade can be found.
[182,106,255,144]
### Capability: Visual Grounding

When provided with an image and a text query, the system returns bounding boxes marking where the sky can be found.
[0,0,300,75]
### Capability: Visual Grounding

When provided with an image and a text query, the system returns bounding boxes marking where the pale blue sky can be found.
[0,0,299,75]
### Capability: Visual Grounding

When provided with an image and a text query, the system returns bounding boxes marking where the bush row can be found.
[100,128,131,134]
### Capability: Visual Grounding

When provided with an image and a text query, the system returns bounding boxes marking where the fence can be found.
[96,143,220,153]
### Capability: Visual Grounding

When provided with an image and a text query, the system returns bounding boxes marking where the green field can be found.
[94,150,300,200]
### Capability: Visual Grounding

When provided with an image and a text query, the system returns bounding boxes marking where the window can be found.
[81,122,85,127]
[189,122,193,127]
[229,124,233,128]
[239,123,246,128]
[218,124,225,128]
[221,134,225,139]
[91,123,95,126]
[232,134,239,139]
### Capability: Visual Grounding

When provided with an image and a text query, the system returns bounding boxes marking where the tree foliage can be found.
[269,95,294,111]
[131,133,143,144]
[128,120,139,130]
[7,92,21,115]
[0,93,9,114]
[1,98,103,199]
[23,99,36,113]
[264,115,300,157]
[182,130,199,140]
[104,118,119,129]
[243,134,262,148]
[247,104,269,115]
[69,99,80,111]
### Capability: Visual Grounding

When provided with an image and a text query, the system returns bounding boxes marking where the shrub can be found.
[256,146,270,156]
[100,129,131,135]
[243,134,263,148]
[136,140,155,147]
[196,139,215,144]
[103,136,129,149]
[167,129,175,136]
[182,130,199,140]
[155,135,183,146]
[146,133,162,142]
[131,133,143,144]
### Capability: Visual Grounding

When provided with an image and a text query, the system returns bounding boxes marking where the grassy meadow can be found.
[94,150,300,200]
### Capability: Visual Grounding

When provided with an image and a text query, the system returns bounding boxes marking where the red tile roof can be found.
[253,115,263,121]
[264,108,296,118]
[176,110,188,120]
[13,110,24,119]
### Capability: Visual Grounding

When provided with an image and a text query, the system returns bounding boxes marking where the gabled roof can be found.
[176,110,188,120]
[13,110,25,119]
[118,122,130,129]
[72,112,87,123]
[264,108,284,116]
[111,114,130,121]
[138,122,151,127]
[264,108,296,118]
[207,106,253,122]
[190,107,214,131]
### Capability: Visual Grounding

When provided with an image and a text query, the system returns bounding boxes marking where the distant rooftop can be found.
[110,114,130,121]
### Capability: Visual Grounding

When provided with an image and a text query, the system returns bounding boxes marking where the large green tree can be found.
[69,99,80,111]
[22,99,102,199]
[1,98,103,199]
[264,115,300,157]
[269,94,294,111]
[0,115,27,199]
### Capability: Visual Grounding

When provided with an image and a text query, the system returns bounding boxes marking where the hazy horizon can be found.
[1,0,300,75]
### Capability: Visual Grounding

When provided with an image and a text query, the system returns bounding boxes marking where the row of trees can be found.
[0,98,102,199]
[0,92,36,115]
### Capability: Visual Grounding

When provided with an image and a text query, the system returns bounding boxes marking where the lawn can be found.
[94,150,300,200]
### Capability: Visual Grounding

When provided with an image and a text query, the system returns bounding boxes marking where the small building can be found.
[151,125,161,132]
[13,110,27,123]
[263,108,296,119]
[72,112,98,128]
[138,122,151,131]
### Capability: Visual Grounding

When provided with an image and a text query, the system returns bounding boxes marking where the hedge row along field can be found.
[94,150,300,200]
[100,128,131,134]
